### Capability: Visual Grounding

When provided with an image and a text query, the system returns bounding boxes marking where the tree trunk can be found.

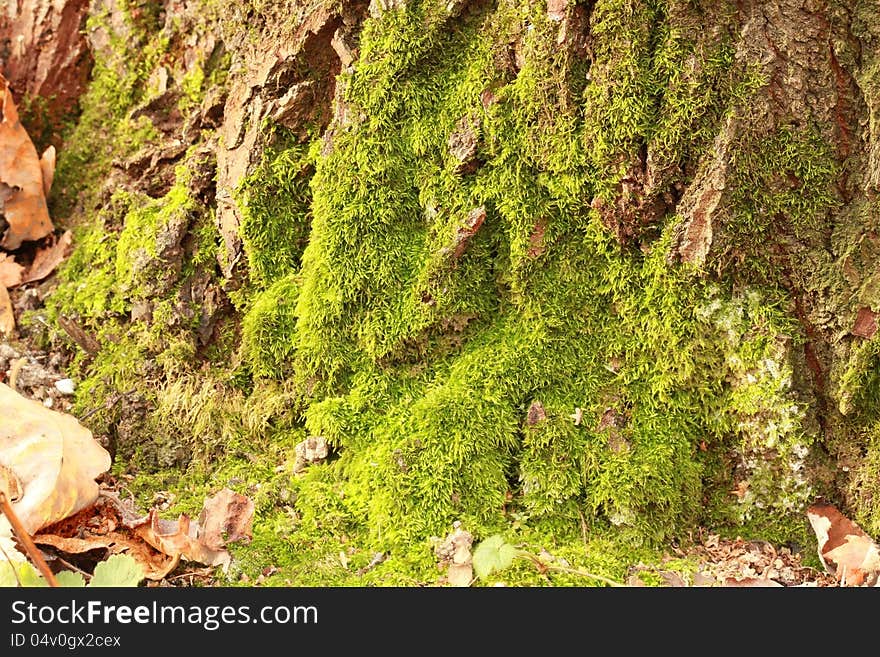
[4,0,880,577]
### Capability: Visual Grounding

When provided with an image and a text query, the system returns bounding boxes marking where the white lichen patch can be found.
[696,287,815,520]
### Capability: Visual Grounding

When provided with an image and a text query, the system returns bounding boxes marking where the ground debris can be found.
[666,531,836,587]
[433,521,474,587]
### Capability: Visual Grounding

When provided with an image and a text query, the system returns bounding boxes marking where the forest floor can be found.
[0,281,840,588]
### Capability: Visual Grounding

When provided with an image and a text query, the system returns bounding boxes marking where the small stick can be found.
[0,492,59,586]
[0,541,23,586]
[50,553,91,580]
[79,388,136,422]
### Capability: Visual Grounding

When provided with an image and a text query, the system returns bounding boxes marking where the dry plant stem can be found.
[0,492,59,586]
[526,555,626,587]
[0,541,23,585]
[51,553,91,579]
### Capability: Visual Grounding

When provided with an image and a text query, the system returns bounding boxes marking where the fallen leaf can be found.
[807,502,880,586]
[35,523,181,581]
[723,577,784,587]
[32,533,116,554]
[0,74,54,250]
[0,254,23,287]
[134,510,232,570]
[0,285,14,335]
[0,382,111,535]
[20,230,72,285]
[39,146,55,198]
[197,487,254,550]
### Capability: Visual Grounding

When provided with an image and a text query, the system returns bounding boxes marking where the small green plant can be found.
[472,535,521,580]
[0,554,145,588]
[472,535,625,587]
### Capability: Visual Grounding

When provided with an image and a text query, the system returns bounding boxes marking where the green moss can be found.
[214,0,814,560]
[715,125,841,282]
[235,129,316,289]
[241,274,302,379]
[51,4,167,218]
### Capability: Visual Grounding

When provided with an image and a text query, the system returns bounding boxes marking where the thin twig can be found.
[79,388,136,422]
[526,554,627,587]
[0,492,59,586]
[50,553,92,580]
[547,564,628,587]
[577,507,588,550]
[0,541,23,586]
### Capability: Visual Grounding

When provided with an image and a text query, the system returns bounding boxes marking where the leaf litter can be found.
[1,381,254,586]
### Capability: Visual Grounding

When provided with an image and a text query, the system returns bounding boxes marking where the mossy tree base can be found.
[18,0,880,584]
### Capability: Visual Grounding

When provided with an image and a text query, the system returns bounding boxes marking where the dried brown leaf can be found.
[35,523,180,581]
[0,382,111,534]
[807,502,880,586]
[0,254,23,288]
[21,230,72,285]
[32,533,116,554]
[133,510,231,570]
[198,487,254,550]
[0,285,14,335]
[0,74,53,249]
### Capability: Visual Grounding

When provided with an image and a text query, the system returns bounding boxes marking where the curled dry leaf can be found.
[807,502,880,586]
[0,285,13,336]
[32,492,180,581]
[134,510,232,571]
[0,382,111,535]
[133,489,254,572]
[20,229,72,285]
[0,253,23,287]
[198,487,254,550]
[0,74,54,250]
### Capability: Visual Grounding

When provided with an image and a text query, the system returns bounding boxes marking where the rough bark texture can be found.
[5,0,880,583]
[0,0,91,133]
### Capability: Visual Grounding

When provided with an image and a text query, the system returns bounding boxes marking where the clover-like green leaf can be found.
[88,554,144,587]
[56,570,86,587]
[0,560,48,587]
[472,535,519,580]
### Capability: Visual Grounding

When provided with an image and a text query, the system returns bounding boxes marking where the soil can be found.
[1,283,77,414]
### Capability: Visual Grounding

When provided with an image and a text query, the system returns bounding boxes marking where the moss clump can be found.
[207,0,825,563]
[241,274,302,379]
[235,128,316,290]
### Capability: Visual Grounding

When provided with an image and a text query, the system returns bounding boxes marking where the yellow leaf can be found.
[0,382,111,534]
